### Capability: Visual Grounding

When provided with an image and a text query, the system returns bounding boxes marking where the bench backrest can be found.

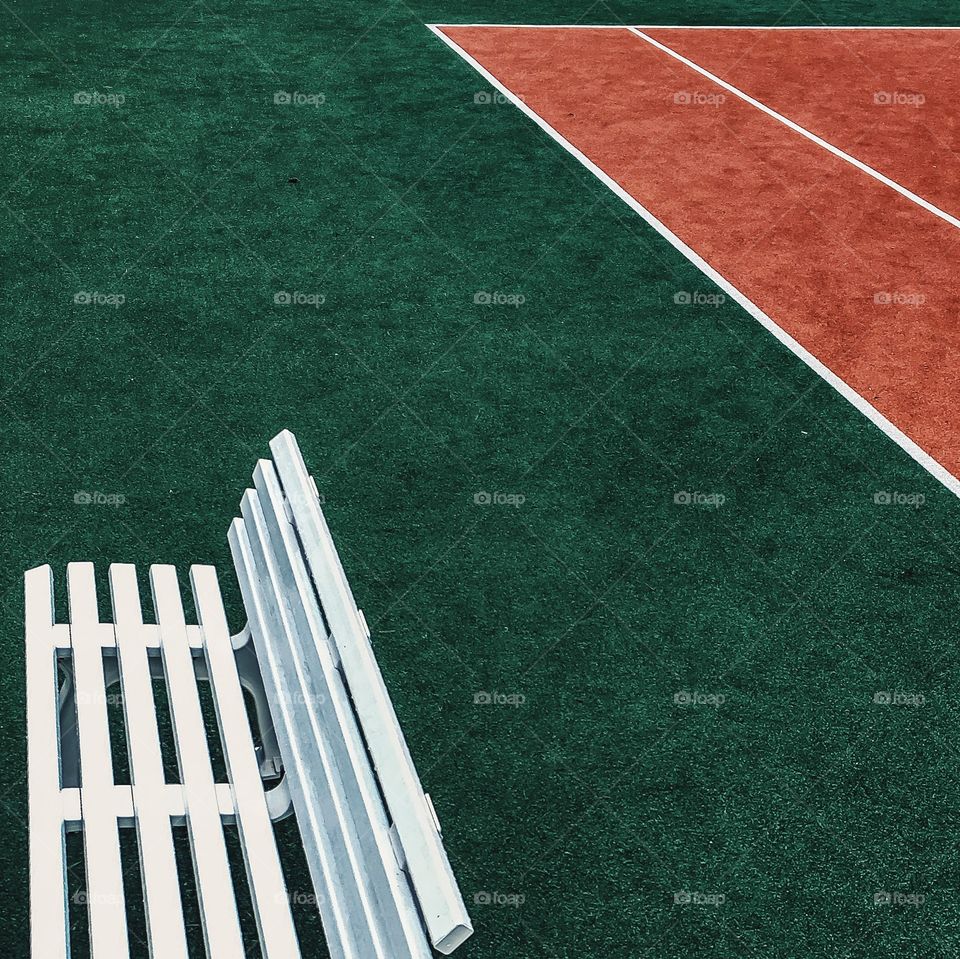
[228,430,473,958]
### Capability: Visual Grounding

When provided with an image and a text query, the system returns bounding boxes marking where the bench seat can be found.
[26,430,472,958]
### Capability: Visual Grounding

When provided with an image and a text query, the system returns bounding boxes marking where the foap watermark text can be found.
[473,690,526,707]
[674,491,725,508]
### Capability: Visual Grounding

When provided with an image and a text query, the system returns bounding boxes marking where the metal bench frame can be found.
[27,430,473,958]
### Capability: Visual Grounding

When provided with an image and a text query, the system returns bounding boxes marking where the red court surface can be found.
[645,27,960,218]
[433,26,960,491]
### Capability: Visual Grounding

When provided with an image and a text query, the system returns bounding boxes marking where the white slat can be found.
[270,431,473,952]
[67,562,130,957]
[109,564,189,959]
[51,625,205,652]
[150,565,244,958]
[60,781,290,825]
[190,564,301,959]
[230,507,370,959]
[251,460,431,958]
[26,565,70,959]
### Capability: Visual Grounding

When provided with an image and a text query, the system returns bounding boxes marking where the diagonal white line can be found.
[426,23,631,29]
[635,25,960,30]
[629,26,960,231]
[426,23,960,30]
[426,23,960,499]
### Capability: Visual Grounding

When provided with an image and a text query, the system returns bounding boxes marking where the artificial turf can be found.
[4,1,960,956]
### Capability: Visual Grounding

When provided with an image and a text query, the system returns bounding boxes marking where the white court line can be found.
[428,23,632,28]
[630,24,960,29]
[428,24,960,30]
[628,27,960,232]
[426,23,960,498]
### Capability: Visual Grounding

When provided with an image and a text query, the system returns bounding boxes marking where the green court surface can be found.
[4,1,960,956]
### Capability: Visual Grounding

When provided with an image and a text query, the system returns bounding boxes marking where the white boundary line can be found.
[628,28,960,232]
[426,23,960,498]
[428,23,960,30]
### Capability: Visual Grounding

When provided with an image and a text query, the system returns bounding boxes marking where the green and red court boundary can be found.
[430,24,960,495]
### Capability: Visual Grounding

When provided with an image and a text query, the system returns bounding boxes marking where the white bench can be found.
[26,429,473,958]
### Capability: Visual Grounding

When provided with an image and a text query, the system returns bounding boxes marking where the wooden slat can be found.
[190,564,301,959]
[150,565,244,958]
[109,564,189,959]
[270,430,473,953]
[26,565,70,959]
[67,562,130,957]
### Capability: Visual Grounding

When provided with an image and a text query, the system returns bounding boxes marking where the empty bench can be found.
[26,429,473,958]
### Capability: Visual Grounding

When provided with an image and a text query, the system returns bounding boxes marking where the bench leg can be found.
[232,626,284,783]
